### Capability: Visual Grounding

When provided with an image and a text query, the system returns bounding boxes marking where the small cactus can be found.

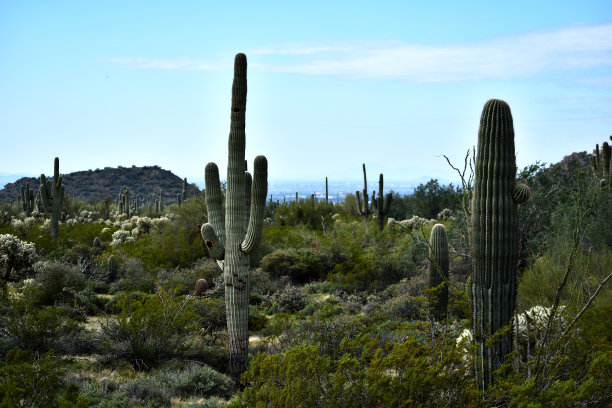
[194,278,209,296]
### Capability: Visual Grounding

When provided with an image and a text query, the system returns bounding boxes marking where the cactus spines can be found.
[200,53,268,384]
[511,182,531,204]
[40,157,65,239]
[471,99,526,390]
[372,173,393,231]
[194,278,209,296]
[356,163,374,233]
[20,183,35,215]
[428,223,449,321]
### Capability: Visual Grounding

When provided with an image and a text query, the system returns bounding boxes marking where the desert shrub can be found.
[249,305,268,332]
[33,260,86,305]
[235,332,475,408]
[193,297,227,337]
[249,268,283,295]
[79,363,231,408]
[268,285,308,313]
[0,347,81,407]
[154,362,232,399]
[259,248,325,283]
[0,287,82,355]
[380,292,424,321]
[119,223,206,271]
[99,289,200,370]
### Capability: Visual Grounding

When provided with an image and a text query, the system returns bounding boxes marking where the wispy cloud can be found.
[107,23,612,82]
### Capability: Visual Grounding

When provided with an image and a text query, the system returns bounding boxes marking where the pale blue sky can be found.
[1,1,611,185]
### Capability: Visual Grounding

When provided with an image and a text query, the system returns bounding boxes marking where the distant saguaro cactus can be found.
[200,53,268,385]
[40,157,65,239]
[471,99,529,390]
[107,255,118,282]
[372,173,392,231]
[182,177,188,202]
[20,183,35,215]
[356,163,374,233]
[427,223,449,321]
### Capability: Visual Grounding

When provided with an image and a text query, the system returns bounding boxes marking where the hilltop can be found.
[0,165,201,205]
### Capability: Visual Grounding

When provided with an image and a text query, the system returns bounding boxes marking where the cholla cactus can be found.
[200,53,268,384]
[39,157,65,239]
[110,230,136,246]
[0,233,38,280]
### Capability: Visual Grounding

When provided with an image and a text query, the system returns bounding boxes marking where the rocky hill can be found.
[0,165,201,205]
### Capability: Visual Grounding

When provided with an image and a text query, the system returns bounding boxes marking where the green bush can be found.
[99,289,200,370]
[268,285,307,313]
[33,260,86,306]
[0,347,81,407]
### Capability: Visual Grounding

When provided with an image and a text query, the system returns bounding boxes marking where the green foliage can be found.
[0,285,83,355]
[0,347,81,408]
[388,179,461,220]
[259,248,327,283]
[99,289,200,370]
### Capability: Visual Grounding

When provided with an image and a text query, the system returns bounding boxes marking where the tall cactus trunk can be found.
[471,99,529,390]
[201,53,268,386]
[356,163,373,234]
[40,157,65,239]
[428,223,449,321]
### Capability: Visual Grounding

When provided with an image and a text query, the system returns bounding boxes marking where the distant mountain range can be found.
[0,152,591,205]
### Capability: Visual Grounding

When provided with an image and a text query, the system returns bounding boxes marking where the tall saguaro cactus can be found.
[40,157,65,239]
[471,99,529,390]
[20,183,35,215]
[428,223,449,321]
[200,53,268,385]
[356,163,374,233]
[372,173,392,231]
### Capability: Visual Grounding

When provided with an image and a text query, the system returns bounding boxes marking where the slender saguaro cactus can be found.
[325,177,329,204]
[40,157,65,239]
[200,53,268,385]
[182,177,188,202]
[372,173,392,231]
[602,142,610,180]
[20,183,35,215]
[356,163,374,233]
[428,223,449,321]
[471,99,529,390]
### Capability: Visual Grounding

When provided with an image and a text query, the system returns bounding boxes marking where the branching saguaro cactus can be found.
[471,99,530,390]
[200,53,268,385]
[20,183,35,215]
[372,173,392,231]
[40,157,65,239]
[428,223,449,321]
[356,163,374,233]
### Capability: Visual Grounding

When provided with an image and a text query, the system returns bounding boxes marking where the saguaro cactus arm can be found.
[241,155,268,253]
